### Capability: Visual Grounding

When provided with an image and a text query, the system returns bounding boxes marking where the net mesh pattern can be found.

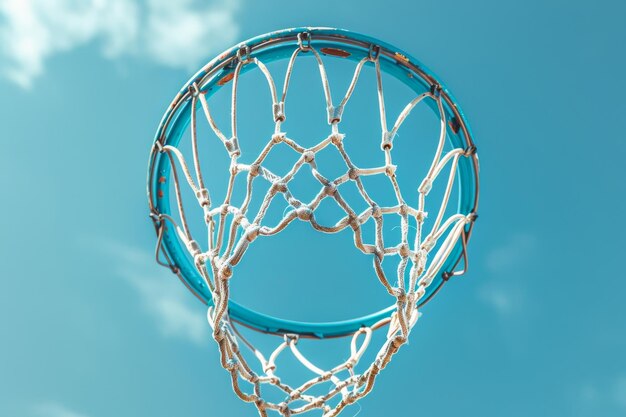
[153,38,475,417]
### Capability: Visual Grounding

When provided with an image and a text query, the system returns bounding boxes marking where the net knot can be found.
[381,131,394,150]
[296,205,313,221]
[328,105,344,124]
[213,328,225,342]
[272,133,285,144]
[320,371,333,382]
[398,243,410,258]
[330,133,345,146]
[348,216,360,230]
[229,162,239,176]
[250,394,262,406]
[303,150,315,163]
[219,263,233,280]
[323,183,337,196]
[393,287,407,301]
[371,204,382,219]
[345,358,357,369]
[348,167,359,180]
[392,334,407,347]
[278,402,290,416]
[385,164,397,177]
[412,249,427,272]
[196,188,211,207]
[225,137,240,157]
[235,213,249,227]
[270,181,287,194]
[344,393,357,405]
[194,252,206,266]
[273,102,285,122]
[225,358,238,371]
[249,163,260,177]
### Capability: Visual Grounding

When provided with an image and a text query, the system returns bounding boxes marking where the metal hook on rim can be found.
[153,138,165,153]
[149,211,180,274]
[430,83,442,97]
[368,44,381,61]
[188,82,200,97]
[236,45,251,63]
[297,31,312,51]
[441,214,477,281]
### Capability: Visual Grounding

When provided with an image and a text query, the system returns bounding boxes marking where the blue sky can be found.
[1,1,625,417]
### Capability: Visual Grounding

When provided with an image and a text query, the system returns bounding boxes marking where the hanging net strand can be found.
[150,32,478,417]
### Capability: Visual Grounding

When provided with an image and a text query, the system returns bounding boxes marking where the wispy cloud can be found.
[577,376,626,413]
[0,0,239,89]
[478,233,536,316]
[144,0,239,69]
[478,285,520,316]
[32,402,90,417]
[100,239,208,345]
[485,233,536,274]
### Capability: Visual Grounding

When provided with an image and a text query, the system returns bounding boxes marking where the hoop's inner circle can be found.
[149,28,478,338]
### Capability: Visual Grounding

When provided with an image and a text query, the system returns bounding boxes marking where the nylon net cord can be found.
[154,38,475,417]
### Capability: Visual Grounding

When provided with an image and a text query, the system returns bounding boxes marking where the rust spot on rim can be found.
[157,189,164,198]
[448,118,461,134]
[217,72,235,86]
[394,52,409,63]
[158,176,167,184]
[320,47,351,58]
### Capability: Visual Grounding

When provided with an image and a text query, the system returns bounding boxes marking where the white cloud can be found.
[100,239,208,345]
[478,233,536,316]
[32,402,90,417]
[0,0,239,89]
[485,233,536,274]
[478,285,518,316]
[144,0,239,70]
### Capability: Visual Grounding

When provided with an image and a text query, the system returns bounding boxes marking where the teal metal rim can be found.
[147,27,479,338]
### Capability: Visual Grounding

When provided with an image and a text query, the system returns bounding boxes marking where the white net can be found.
[151,34,477,417]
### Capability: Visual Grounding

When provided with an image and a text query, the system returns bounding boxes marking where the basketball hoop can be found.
[147,27,479,417]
